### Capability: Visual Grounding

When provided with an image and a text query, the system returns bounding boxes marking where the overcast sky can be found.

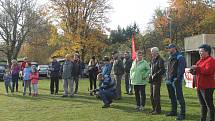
[37,0,169,32]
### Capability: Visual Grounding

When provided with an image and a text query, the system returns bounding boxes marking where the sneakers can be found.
[166,112,177,116]
[150,111,161,115]
[136,106,144,111]
[102,104,110,108]
[62,95,68,97]
[176,115,185,120]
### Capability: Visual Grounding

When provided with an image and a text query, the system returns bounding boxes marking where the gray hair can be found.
[11,59,17,64]
[151,47,159,53]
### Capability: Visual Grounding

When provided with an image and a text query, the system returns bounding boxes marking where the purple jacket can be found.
[11,64,20,75]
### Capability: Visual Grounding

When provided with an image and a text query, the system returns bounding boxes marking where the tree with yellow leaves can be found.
[45,0,111,62]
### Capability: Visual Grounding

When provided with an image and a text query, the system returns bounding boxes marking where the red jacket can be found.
[195,56,215,89]
[30,72,39,84]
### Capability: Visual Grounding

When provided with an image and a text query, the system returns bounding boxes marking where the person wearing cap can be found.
[49,56,61,95]
[111,51,124,100]
[62,54,74,97]
[165,44,186,120]
[130,51,150,111]
[149,47,165,115]
[123,51,133,95]
[189,44,215,121]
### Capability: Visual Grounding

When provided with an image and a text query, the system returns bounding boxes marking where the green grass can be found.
[0,78,203,121]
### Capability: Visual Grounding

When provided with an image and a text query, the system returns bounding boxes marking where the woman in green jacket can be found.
[130,51,150,111]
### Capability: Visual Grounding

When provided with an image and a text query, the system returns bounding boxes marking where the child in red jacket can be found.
[30,66,39,96]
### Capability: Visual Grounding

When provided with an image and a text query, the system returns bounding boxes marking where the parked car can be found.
[0,64,7,81]
[38,65,49,77]
[83,64,89,78]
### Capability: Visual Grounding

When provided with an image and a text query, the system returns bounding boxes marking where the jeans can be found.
[23,80,31,95]
[114,75,122,99]
[99,89,116,105]
[4,81,12,93]
[166,80,186,116]
[150,82,161,113]
[63,78,74,96]
[32,84,38,94]
[12,74,19,92]
[134,85,146,107]
[50,77,59,94]
[197,89,214,121]
[124,73,133,93]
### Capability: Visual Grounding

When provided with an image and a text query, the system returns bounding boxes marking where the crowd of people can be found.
[2,43,215,121]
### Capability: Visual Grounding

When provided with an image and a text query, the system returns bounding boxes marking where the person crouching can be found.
[95,73,116,108]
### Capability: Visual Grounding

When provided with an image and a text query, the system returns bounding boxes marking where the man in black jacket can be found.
[72,53,82,94]
[123,51,133,95]
[149,47,165,115]
[49,57,61,95]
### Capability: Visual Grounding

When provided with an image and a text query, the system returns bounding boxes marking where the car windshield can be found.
[0,66,5,70]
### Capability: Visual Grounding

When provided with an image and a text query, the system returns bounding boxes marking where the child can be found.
[3,68,12,95]
[30,66,39,96]
[23,62,32,96]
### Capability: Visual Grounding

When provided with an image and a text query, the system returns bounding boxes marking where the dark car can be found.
[38,65,49,77]
[0,64,7,81]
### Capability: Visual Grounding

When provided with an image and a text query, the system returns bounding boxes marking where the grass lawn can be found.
[0,78,204,121]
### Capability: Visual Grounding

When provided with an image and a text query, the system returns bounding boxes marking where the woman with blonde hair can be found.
[11,59,21,92]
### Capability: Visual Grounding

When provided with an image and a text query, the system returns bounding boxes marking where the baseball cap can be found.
[166,44,176,49]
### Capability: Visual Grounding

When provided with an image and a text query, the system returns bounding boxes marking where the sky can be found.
[107,0,169,31]
[37,0,169,32]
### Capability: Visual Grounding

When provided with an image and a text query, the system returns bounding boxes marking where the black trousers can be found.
[74,76,79,93]
[197,88,214,121]
[50,77,59,94]
[134,85,146,107]
[89,72,96,90]
[12,74,19,92]
[150,82,161,113]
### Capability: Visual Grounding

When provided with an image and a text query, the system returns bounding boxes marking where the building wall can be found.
[184,34,215,67]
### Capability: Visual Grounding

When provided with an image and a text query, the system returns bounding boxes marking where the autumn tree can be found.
[0,0,41,66]
[46,0,111,62]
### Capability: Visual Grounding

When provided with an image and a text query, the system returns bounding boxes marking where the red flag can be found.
[132,34,137,60]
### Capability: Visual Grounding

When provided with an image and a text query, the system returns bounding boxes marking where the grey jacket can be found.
[62,60,73,79]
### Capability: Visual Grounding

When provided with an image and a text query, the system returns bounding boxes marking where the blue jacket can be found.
[167,52,186,82]
[101,63,112,76]
[99,75,116,92]
[3,73,12,83]
[23,67,32,81]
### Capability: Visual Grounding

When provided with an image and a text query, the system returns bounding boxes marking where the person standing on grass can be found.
[30,66,39,96]
[130,51,150,111]
[23,62,32,96]
[62,54,74,97]
[123,51,133,95]
[49,56,61,95]
[165,44,186,120]
[111,51,124,100]
[149,47,165,115]
[11,59,21,92]
[72,53,82,94]
[189,44,215,121]
[88,56,99,95]
[3,68,12,95]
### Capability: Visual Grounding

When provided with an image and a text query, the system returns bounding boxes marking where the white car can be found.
[38,65,49,77]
